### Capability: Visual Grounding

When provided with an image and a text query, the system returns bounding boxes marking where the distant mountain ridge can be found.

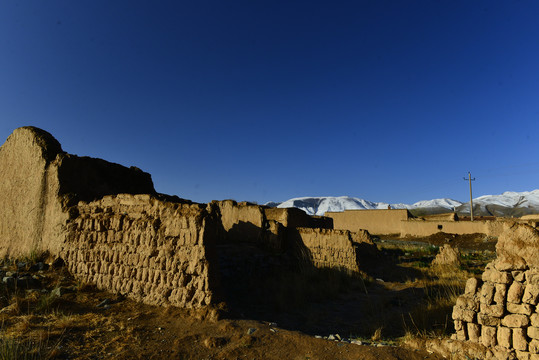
[267,190,539,217]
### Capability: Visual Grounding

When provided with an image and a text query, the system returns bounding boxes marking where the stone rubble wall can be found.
[64,194,219,308]
[296,228,373,274]
[452,223,539,360]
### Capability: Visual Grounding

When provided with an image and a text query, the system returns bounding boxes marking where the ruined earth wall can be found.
[327,208,506,238]
[213,200,266,244]
[0,127,68,257]
[1,126,378,310]
[400,219,506,238]
[452,223,539,359]
[64,194,218,308]
[519,215,539,230]
[422,213,459,221]
[0,127,155,258]
[297,228,373,274]
[264,207,333,229]
[326,209,411,235]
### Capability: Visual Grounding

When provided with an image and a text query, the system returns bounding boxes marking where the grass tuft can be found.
[35,293,58,315]
[0,336,45,360]
[403,266,468,338]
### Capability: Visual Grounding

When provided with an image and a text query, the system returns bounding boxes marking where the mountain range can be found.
[266,190,539,218]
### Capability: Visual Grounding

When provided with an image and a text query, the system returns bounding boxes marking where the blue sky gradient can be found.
[1,1,538,204]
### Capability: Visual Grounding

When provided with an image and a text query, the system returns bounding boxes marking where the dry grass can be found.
[402,265,469,339]
[371,327,383,342]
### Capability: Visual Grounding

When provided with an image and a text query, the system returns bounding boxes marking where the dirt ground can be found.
[0,281,444,360]
[0,233,495,359]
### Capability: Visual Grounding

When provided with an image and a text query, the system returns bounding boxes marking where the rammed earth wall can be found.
[327,208,507,238]
[0,127,154,258]
[452,223,539,360]
[297,228,373,274]
[64,194,219,308]
[0,126,380,309]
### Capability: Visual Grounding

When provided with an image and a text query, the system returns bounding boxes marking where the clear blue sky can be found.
[1,1,538,205]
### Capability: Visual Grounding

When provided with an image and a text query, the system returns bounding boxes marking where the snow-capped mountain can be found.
[268,190,539,217]
[411,198,462,210]
[271,196,462,216]
[472,190,539,208]
[275,196,405,216]
[456,190,539,217]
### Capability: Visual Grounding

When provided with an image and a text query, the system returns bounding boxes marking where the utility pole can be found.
[463,172,476,221]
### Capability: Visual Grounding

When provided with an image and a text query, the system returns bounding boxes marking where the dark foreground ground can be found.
[0,233,494,359]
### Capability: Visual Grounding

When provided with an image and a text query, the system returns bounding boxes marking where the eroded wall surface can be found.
[0,126,377,310]
[64,194,219,308]
[0,127,68,257]
[452,223,539,359]
[0,127,155,258]
[213,200,266,244]
[297,228,373,274]
[265,207,333,229]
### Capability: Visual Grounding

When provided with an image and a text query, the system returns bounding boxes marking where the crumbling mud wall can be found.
[211,200,335,251]
[212,200,266,244]
[64,194,219,308]
[519,215,539,229]
[296,228,373,274]
[0,127,68,257]
[452,223,539,359]
[0,126,381,310]
[265,207,333,229]
[0,127,155,258]
[0,127,220,309]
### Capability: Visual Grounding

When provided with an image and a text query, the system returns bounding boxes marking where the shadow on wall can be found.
[214,220,428,337]
[57,155,155,206]
[222,221,268,245]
